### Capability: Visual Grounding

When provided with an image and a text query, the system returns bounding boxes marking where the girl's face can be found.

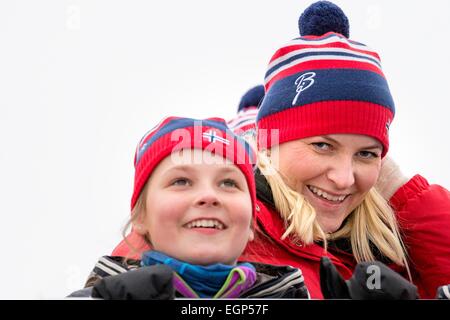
[136,149,253,266]
[272,134,382,233]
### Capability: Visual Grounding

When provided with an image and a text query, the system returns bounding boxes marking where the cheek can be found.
[143,193,187,237]
[356,162,381,191]
[228,193,253,228]
[279,154,322,188]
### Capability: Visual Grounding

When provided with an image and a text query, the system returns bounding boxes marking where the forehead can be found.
[324,134,382,147]
[154,149,237,173]
[282,134,382,149]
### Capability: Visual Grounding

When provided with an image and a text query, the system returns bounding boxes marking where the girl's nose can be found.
[194,189,221,208]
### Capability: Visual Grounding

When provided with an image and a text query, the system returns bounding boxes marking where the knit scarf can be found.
[141,250,257,298]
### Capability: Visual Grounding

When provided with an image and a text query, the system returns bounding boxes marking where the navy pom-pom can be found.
[237,85,265,112]
[299,1,349,38]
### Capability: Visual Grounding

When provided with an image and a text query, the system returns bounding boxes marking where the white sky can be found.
[0,0,449,299]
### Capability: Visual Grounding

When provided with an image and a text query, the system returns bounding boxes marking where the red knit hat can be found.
[112,116,256,257]
[257,1,394,157]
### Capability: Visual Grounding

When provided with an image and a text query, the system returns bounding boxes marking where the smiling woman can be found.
[240,1,450,299]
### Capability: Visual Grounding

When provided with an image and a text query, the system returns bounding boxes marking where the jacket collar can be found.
[88,256,310,298]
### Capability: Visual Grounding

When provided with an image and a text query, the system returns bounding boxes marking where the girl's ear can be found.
[132,221,147,236]
[131,208,147,236]
[248,228,255,242]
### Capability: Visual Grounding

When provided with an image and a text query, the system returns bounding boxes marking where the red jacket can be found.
[240,175,450,299]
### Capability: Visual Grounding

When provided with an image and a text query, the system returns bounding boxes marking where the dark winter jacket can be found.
[68,256,310,299]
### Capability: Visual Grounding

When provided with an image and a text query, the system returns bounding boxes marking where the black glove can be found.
[92,264,175,300]
[320,257,418,300]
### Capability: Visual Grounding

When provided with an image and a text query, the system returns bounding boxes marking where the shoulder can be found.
[82,256,141,288]
[389,175,450,298]
[390,174,450,229]
[70,257,175,299]
[66,287,94,299]
[390,174,449,211]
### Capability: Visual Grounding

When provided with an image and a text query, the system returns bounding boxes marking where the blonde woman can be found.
[240,1,450,298]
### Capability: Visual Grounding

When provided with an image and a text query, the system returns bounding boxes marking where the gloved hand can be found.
[92,264,175,300]
[320,257,418,299]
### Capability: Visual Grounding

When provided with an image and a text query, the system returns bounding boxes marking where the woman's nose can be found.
[326,157,355,190]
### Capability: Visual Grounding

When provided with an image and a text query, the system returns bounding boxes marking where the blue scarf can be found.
[141,250,256,298]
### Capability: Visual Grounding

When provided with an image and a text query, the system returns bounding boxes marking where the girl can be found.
[70,117,309,299]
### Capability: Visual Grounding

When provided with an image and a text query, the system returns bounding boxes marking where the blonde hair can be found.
[258,149,411,277]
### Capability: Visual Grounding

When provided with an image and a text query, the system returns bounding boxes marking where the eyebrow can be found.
[165,165,193,173]
[321,135,382,150]
[164,165,241,175]
[216,166,241,174]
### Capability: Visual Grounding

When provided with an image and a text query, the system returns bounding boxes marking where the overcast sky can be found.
[1,0,449,299]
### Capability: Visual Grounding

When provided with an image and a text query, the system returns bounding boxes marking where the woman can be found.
[240,1,450,299]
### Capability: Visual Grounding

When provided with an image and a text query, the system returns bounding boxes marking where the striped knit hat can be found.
[112,116,256,257]
[257,1,394,157]
[228,106,259,135]
[237,85,265,113]
[228,85,264,134]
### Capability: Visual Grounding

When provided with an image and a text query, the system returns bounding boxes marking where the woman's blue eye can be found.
[357,151,379,159]
[312,142,331,150]
[220,179,238,188]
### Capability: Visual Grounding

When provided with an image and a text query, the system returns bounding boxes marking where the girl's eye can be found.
[171,178,191,186]
[356,151,379,159]
[312,142,331,151]
[220,179,238,188]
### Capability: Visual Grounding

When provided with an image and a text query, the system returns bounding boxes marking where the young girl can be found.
[70,117,309,299]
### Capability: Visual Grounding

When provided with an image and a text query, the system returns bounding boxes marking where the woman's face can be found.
[272,134,382,233]
[136,149,253,265]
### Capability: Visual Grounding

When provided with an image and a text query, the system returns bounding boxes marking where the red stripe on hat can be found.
[257,100,393,157]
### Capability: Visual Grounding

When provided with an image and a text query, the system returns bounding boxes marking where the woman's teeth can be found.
[308,186,347,202]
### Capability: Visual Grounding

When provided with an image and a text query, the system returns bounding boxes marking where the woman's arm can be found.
[390,175,450,298]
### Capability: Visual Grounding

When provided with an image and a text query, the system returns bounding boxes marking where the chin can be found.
[317,218,344,234]
[183,250,228,266]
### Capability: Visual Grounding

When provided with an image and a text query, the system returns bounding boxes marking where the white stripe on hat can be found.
[284,34,373,52]
[265,54,383,85]
[267,46,381,73]
[228,111,258,128]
